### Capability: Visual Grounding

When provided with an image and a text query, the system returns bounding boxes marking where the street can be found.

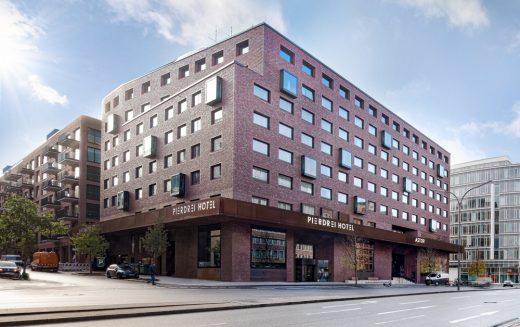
[0,272,518,327]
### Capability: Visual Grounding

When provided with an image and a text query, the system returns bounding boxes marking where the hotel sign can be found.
[306,216,355,232]
[172,199,218,216]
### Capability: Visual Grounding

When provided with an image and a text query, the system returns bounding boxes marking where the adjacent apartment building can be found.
[0,116,102,262]
[100,23,457,282]
[450,157,520,283]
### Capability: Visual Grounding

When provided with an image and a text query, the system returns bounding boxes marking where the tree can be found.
[419,247,442,275]
[468,259,486,278]
[71,224,109,274]
[0,195,67,277]
[344,234,368,286]
[141,223,169,266]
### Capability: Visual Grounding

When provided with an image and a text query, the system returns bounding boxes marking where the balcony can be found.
[58,171,79,185]
[58,133,80,149]
[6,181,22,192]
[4,170,22,182]
[42,144,60,158]
[55,209,79,222]
[41,162,60,175]
[18,165,34,176]
[19,179,34,189]
[0,178,9,186]
[41,197,61,209]
[57,190,78,204]
[58,152,79,167]
[42,179,61,191]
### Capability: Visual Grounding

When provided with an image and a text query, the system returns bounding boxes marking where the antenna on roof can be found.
[208,26,233,44]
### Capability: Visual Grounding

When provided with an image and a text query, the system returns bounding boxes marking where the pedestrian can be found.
[147,262,156,285]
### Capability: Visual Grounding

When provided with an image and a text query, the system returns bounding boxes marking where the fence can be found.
[59,263,90,272]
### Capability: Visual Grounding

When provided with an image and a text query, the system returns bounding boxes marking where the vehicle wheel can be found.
[117,273,123,279]
[434,281,439,286]
[106,272,111,278]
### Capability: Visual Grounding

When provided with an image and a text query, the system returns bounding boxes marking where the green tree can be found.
[468,259,486,278]
[71,225,109,274]
[141,223,170,267]
[0,195,67,277]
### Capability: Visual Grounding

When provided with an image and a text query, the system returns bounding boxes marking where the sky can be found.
[0,0,519,171]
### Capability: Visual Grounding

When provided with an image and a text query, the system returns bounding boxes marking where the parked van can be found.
[31,252,59,272]
[425,272,449,286]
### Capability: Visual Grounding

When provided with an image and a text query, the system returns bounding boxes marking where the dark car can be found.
[0,260,21,279]
[503,280,514,287]
[0,255,23,267]
[474,277,492,287]
[106,264,139,279]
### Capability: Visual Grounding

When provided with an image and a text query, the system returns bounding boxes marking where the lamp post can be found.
[449,180,492,291]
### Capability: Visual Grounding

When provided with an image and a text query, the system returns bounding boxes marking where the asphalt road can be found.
[1,271,519,327]
[35,290,520,327]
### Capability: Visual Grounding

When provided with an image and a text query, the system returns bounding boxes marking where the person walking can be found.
[147,262,156,285]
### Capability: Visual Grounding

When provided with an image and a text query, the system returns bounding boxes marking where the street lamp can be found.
[448,179,492,291]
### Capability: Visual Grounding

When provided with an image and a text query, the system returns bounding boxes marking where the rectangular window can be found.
[321,74,333,89]
[211,135,223,152]
[338,192,348,204]
[278,202,292,211]
[278,174,292,189]
[339,86,350,100]
[354,96,364,109]
[321,119,332,133]
[279,97,294,114]
[125,88,134,100]
[252,196,268,206]
[339,148,352,169]
[177,124,187,138]
[278,123,293,139]
[135,166,143,178]
[198,225,221,268]
[354,116,364,129]
[149,160,157,174]
[191,118,202,133]
[280,70,298,97]
[278,148,293,164]
[236,40,249,55]
[252,139,269,155]
[177,149,186,164]
[212,50,224,65]
[191,144,201,159]
[254,84,270,102]
[148,183,157,196]
[301,108,314,124]
[368,124,377,136]
[191,170,201,185]
[165,130,173,144]
[368,105,377,117]
[320,141,332,155]
[165,106,174,120]
[179,65,189,78]
[87,147,101,163]
[353,177,363,188]
[253,112,269,128]
[251,227,286,269]
[136,123,143,135]
[300,181,314,195]
[87,128,101,144]
[301,132,314,148]
[161,72,171,86]
[195,58,206,72]
[150,114,158,128]
[164,154,173,168]
[320,187,332,200]
[211,164,222,179]
[192,91,202,107]
[321,96,332,111]
[338,128,349,141]
[279,46,294,64]
[339,106,349,120]
[320,164,332,177]
[302,85,315,101]
[141,102,151,113]
[252,166,269,182]
[354,136,364,149]
[301,155,317,178]
[302,61,314,76]
[178,99,187,113]
[123,150,130,162]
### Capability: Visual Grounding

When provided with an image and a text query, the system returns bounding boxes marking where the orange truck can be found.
[31,252,59,272]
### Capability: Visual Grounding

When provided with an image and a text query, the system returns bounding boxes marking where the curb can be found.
[0,287,511,326]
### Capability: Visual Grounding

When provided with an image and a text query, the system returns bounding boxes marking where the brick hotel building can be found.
[100,23,457,282]
[0,116,102,262]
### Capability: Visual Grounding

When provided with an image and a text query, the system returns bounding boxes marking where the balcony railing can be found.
[55,209,79,221]
[41,197,61,209]
[58,171,79,185]
[41,162,60,174]
[17,165,34,175]
[4,170,22,182]
[58,133,80,149]
[58,152,79,167]
[57,190,78,203]
[42,179,61,191]
[19,178,34,189]
[42,145,60,158]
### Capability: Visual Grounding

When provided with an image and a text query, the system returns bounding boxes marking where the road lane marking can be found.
[458,305,482,310]
[449,311,498,324]
[377,306,435,315]
[398,300,429,305]
[306,308,361,315]
[501,299,513,302]
[451,296,470,299]
[323,300,377,308]
[375,315,425,325]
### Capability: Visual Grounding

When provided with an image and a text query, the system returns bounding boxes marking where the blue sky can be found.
[1,0,519,170]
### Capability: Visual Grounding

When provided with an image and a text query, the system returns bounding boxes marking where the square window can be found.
[354,116,364,129]
[302,61,314,76]
[368,105,377,117]
[354,96,363,109]
[321,119,332,133]
[252,166,269,182]
[254,84,270,102]
[320,187,332,200]
[236,40,249,55]
[253,112,269,128]
[279,97,294,113]
[179,65,189,79]
[301,108,314,124]
[339,86,350,99]
[320,164,332,177]
[253,139,269,155]
[300,181,314,195]
[321,96,333,111]
[354,136,364,149]
[301,132,314,148]
[278,174,293,189]
[302,85,315,101]
[278,148,293,164]
[339,128,349,141]
[278,123,293,139]
[338,171,348,183]
[321,74,333,88]
[353,176,363,188]
[212,50,224,65]
[195,58,206,72]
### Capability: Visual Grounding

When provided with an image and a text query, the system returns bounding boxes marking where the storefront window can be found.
[356,242,374,272]
[251,227,286,269]
[197,225,221,268]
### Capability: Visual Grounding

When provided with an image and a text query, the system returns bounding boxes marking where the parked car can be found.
[0,255,23,267]
[0,260,21,279]
[503,280,514,287]
[474,277,492,287]
[106,264,139,279]
[425,272,450,286]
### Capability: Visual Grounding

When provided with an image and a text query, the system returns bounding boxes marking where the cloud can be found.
[507,31,520,52]
[104,0,286,48]
[385,79,432,99]
[435,137,486,165]
[29,75,68,105]
[455,102,520,138]
[390,0,489,30]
